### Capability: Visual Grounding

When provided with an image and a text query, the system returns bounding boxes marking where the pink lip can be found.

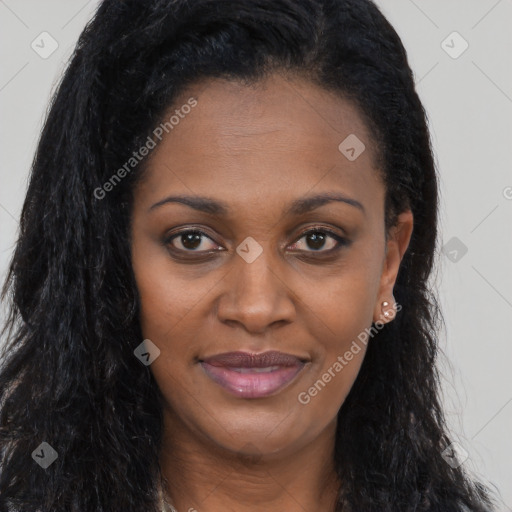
[200,351,307,398]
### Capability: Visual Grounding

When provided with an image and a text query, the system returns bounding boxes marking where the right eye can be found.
[165,229,223,253]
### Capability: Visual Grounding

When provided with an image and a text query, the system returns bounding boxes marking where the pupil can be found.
[307,232,325,250]
[182,232,202,249]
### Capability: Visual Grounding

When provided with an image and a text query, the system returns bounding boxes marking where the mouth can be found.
[199,350,308,399]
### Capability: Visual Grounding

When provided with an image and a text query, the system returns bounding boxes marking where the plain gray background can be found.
[1,0,511,509]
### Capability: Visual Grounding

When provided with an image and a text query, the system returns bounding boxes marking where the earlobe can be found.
[381,300,395,320]
[373,210,414,323]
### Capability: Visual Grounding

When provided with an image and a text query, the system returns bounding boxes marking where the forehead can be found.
[134,73,384,219]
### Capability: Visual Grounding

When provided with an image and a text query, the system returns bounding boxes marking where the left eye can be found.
[288,230,344,252]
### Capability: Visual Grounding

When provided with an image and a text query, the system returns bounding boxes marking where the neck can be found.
[159,408,340,512]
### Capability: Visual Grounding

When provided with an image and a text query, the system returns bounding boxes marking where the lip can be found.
[200,351,307,399]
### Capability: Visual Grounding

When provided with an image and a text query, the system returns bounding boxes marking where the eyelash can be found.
[164,226,349,259]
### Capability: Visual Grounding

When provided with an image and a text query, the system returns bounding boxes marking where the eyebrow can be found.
[149,192,365,216]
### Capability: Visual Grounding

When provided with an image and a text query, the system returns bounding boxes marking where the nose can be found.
[216,248,296,334]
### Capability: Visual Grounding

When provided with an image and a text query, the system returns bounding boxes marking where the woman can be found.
[0,0,496,510]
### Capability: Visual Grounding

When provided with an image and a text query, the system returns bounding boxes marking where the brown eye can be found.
[167,230,220,252]
[304,232,328,250]
[289,229,346,252]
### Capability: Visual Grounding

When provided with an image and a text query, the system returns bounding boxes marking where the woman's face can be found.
[131,73,412,458]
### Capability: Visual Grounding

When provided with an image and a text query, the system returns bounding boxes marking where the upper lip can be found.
[201,350,307,368]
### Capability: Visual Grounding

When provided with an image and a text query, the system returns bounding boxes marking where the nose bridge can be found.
[237,245,276,293]
[217,241,295,331]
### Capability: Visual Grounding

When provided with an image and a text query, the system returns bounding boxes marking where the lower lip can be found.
[200,362,304,398]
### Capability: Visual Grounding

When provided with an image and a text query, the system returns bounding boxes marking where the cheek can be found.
[135,273,186,338]
[295,250,382,404]
[307,249,383,340]
[131,238,210,338]
[295,290,370,424]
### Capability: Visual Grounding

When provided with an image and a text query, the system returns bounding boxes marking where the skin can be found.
[130,72,413,512]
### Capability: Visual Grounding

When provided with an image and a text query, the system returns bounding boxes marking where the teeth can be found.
[232,366,281,373]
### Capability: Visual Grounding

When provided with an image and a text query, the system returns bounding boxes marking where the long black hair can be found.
[0,0,496,510]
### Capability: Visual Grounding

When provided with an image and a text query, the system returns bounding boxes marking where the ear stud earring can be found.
[381,300,397,320]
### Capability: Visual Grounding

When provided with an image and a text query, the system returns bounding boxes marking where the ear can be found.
[372,210,414,323]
